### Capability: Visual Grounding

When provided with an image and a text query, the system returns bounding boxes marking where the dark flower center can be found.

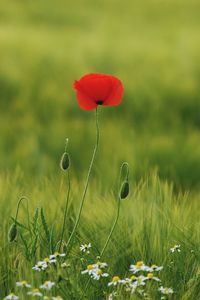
[96,100,103,105]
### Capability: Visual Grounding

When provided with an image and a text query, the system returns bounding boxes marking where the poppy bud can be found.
[120,180,129,199]
[60,152,70,171]
[8,223,17,242]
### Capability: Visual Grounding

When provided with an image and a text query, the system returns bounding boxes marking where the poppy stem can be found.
[15,196,29,224]
[59,170,71,252]
[100,162,129,257]
[65,107,100,253]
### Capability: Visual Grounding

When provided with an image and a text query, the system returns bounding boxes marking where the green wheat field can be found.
[0,1,200,299]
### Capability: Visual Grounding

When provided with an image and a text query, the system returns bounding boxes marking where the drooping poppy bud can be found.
[60,152,70,171]
[73,73,124,110]
[8,223,17,242]
[120,180,129,199]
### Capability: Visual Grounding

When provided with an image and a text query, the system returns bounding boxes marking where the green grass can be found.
[0,172,200,299]
[0,0,200,189]
[0,0,200,299]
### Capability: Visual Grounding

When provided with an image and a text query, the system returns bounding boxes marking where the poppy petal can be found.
[103,77,123,106]
[74,81,98,110]
[79,74,112,102]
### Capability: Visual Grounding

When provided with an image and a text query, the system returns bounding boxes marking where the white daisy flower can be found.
[81,261,108,278]
[32,261,48,271]
[129,281,138,294]
[94,261,107,269]
[52,297,63,300]
[92,268,109,280]
[27,288,43,297]
[80,243,92,254]
[129,261,149,273]
[170,245,181,253]
[49,252,65,260]
[147,264,163,272]
[81,264,97,276]
[40,281,55,290]
[4,293,19,300]
[144,272,161,282]
[43,297,50,300]
[16,280,31,288]
[108,276,124,286]
[159,286,174,295]
[129,275,147,293]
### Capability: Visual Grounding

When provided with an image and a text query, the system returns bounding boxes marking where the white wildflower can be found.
[129,275,146,294]
[81,261,108,280]
[80,243,92,254]
[32,261,48,271]
[4,294,19,300]
[16,280,31,288]
[170,245,181,253]
[130,261,149,273]
[92,268,109,280]
[108,276,124,286]
[144,272,161,282]
[27,288,43,296]
[147,264,163,272]
[159,286,174,295]
[81,264,97,276]
[40,281,55,290]
[49,252,65,260]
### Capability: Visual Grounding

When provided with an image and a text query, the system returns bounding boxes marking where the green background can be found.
[0,0,200,190]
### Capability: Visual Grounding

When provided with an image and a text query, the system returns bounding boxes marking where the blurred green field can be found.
[0,1,200,299]
[0,0,200,190]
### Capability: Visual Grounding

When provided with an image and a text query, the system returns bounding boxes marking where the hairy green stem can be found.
[65,107,100,252]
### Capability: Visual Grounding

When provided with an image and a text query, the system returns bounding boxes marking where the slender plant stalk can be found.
[15,196,29,224]
[59,170,71,252]
[100,162,129,257]
[100,195,121,257]
[65,107,100,252]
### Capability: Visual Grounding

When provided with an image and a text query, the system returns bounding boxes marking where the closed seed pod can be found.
[120,180,129,199]
[8,223,17,242]
[60,152,70,171]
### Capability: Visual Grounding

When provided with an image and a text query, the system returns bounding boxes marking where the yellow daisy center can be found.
[87,264,94,270]
[32,288,39,293]
[151,264,157,269]
[97,269,103,275]
[44,257,49,263]
[130,275,137,281]
[112,276,120,282]
[147,273,154,279]
[136,261,143,268]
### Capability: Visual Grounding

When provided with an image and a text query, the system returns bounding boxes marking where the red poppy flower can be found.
[73,73,124,110]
